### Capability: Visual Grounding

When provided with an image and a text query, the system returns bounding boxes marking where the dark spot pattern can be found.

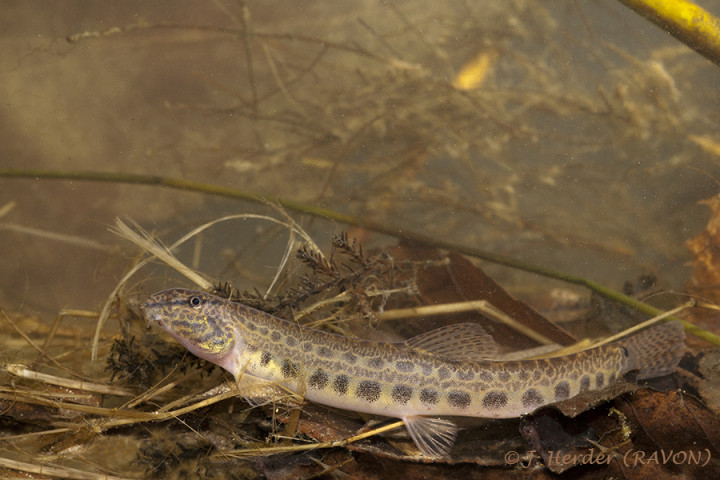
[246,344,259,353]
[317,346,333,358]
[343,352,357,364]
[456,369,475,381]
[580,375,591,392]
[270,331,282,342]
[258,327,269,336]
[420,363,434,376]
[356,380,381,403]
[333,375,349,395]
[482,391,508,410]
[437,367,452,380]
[281,360,298,378]
[522,389,545,409]
[391,385,413,404]
[596,372,605,389]
[259,351,272,367]
[448,391,472,409]
[309,369,329,389]
[479,371,494,382]
[246,322,257,331]
[497,370,510,382]
[608,372,617,384]
[554,381,570,401]
[396,361,414,373]
[420,388,439,405]
[285,337,298,347]
[367,357,384,369]
[302,342,314,352]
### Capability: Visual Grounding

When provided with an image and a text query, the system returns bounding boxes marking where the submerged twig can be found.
[618,0,720,66]
[4,364,134,397]
[1,311,65,370]
[0,222,112,251]
[217,419,406,458]
[0,456,133,480]
[2,168,717,345]
[378,300,555,345]
[591,298,696,347]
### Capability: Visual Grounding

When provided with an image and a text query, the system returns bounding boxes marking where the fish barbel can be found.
[142,288,685,457]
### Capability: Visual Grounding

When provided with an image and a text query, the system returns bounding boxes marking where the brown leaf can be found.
[520,408,601,474]
[516,379,715,477]
[389,245,576,349]
[617,389,720,478]
[686,193,720,301]
[697,348,720,416]
[549,380,639,418]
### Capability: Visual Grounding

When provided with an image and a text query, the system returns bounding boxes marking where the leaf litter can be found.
[2,213,719,479]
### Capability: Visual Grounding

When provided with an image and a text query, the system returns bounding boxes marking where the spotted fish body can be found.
[143,288,685,457]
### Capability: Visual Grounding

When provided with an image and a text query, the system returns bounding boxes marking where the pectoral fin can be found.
[235,373,295,407]
[402,415,458,457]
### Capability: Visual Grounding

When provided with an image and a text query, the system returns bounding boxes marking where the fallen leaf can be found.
[389,245,577,350]
[686,193,720,301]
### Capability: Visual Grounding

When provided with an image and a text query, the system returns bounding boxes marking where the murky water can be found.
[1,1,719,477]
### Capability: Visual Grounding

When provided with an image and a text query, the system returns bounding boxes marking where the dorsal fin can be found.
[405,323,498,361]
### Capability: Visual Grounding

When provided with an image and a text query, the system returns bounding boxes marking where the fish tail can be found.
[618,320,685,379]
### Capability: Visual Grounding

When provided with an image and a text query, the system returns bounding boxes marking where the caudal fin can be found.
[618,320,685,379]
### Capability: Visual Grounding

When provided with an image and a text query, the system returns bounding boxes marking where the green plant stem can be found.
[2,168,717,344]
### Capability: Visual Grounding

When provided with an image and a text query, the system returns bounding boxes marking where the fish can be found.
[142,288,686,458]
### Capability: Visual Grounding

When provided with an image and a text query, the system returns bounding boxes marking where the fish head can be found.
[143,288,241,374]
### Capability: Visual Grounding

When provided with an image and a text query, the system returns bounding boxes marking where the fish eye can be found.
[189,296,203,308]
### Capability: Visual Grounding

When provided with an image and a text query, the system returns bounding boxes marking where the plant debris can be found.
[5,225,717,479]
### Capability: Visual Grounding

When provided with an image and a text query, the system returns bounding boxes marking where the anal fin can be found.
[402,416,458,458]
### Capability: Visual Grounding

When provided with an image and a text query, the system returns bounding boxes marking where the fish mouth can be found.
[140,301,163,327]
